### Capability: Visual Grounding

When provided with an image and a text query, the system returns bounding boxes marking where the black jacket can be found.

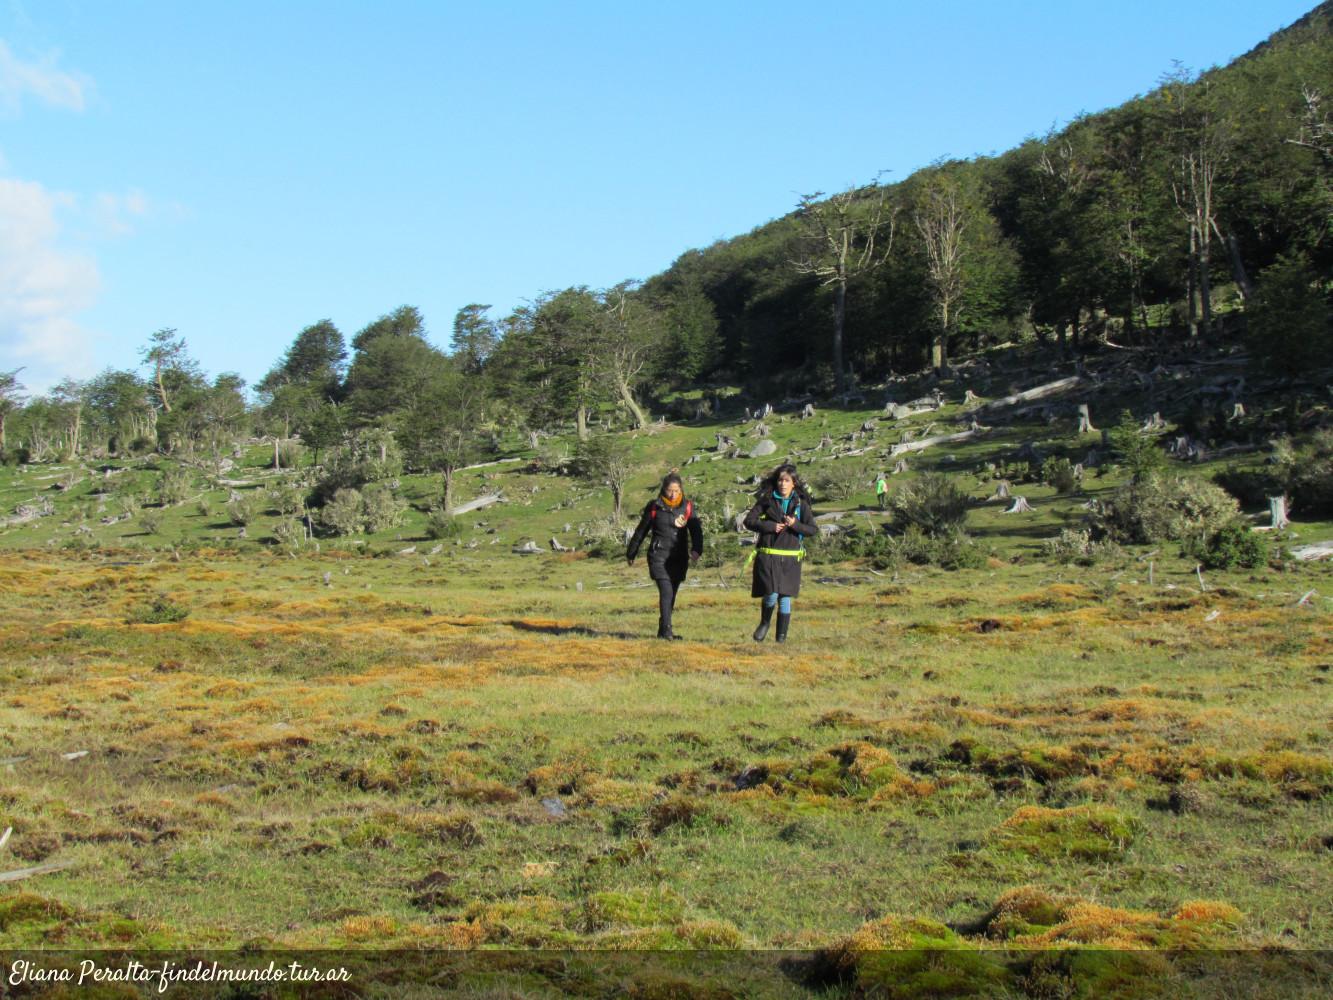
[743,489,817,597]
[627,497,703,582]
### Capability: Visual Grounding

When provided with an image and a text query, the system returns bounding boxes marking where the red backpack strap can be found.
[684,500,693,520]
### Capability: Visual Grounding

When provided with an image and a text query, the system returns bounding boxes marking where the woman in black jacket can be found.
[626,472,703,640]
[743,463,816,643]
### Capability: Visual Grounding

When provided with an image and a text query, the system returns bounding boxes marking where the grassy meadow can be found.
[1,356,1331,996]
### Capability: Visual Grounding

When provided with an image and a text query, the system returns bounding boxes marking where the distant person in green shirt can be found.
[875,472,889,510]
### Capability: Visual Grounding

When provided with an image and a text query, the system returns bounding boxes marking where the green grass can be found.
[0,357,1330,995]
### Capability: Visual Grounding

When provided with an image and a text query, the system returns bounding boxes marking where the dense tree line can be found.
[0,4,1329,513]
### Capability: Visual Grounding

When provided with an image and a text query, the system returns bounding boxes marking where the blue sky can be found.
[0,0,1318,395]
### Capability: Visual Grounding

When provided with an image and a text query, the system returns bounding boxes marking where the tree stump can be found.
[1004,496,1033,514]
[1077,403,1096,434]
[893,459,909,475]
[1268,495,1289,531]
[801,403,817,419]
[989,480,1011,501]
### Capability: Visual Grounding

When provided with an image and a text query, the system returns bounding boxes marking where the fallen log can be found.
[0,861,73,884]
[447,492,504,517]
[979,376,1083,413]
[1290,541,1333,562]
[890,429,980,457]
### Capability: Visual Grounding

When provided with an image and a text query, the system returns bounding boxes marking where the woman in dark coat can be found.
[626,472,703,640]
[743,463,816,643]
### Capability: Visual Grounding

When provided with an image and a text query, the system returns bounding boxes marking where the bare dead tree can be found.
[597,285,658,430]
[1288,85,1333,166]
[914,174,967,372]
[1161,66,1230,339]
[791,182,897,392]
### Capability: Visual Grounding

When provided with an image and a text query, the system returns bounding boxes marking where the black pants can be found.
[656,577,682,635]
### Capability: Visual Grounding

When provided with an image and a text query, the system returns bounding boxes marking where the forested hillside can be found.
[0,3,1329,509]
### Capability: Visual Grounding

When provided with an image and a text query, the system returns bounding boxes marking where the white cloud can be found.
[0,38,88,114]
[92,188,150,237]
[0,178,102,392]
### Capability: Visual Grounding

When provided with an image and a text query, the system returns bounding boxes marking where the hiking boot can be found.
[753,603,775,642]
[775,612,791,643]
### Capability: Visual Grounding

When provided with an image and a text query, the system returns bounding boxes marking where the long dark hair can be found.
[759,463,810,504]
[659,471,684,497]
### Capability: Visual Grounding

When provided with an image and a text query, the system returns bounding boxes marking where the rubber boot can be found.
[657,616,674,641]
[775,612,791,644]
[753,603,774,642]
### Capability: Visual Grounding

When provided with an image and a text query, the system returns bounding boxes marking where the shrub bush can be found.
[226,494,258,526]
[361,483,406,533]
[157,464,192,506]
[809,460,870,503]
[1106,410,1167,484]
[425,506,464,541]
[321,488,365,536]
[896,525,986,570]
[309,430,403,507]
[1092,474,1238,544]
[271,518,307,551]
[888,474,970,535]
[1182,520,1270,570]
[267,484,306,517]
[1041,456,1079,495]
[138,509,164,535]
[1041,529,1124,566]
[126,594,189,624]
[274,441,302,470]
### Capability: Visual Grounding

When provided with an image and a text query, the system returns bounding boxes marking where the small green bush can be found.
[809,460,870,503]
[1093,474,1239,544]
[157,464,192,506]
[1040,456,1078,495]
[361,483,406,533]
[126,594,189,624]
[1041,529,1124,566]
[271,518,307,551]
[267,484,306,517]
[138,509,164,535]
[425,506,463,541]
[889,473,970,535]
[897,525,985,570]
[1182,520,1270,570]
[227,494,258,526]
[274,441,302,470]
[196,497,213,518]
[321,488,365,536]
[1106,410,1167,484]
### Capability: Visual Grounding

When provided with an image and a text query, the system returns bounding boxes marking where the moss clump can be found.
[811,915,1007,997]
[584,887,686,930]
[759,742,929,804]
[983,885,1242,948]
[0,892,71,931]
[604,919,748,950]
[991,804,1140,861]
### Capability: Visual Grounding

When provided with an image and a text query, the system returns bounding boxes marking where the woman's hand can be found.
[783,515,797,527]
[674,514,688,528]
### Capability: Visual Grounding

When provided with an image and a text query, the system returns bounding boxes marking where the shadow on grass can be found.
[505,619,642,641]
